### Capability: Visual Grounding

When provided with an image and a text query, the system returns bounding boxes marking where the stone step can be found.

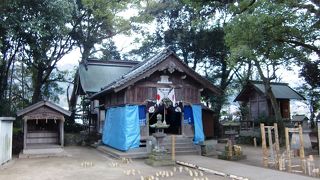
[97,146,148,159]
[165,147,197,152]
[167,149,199,155]
[163,145,196,150]
[163,142,194,146]
[26,137,58,144]
[163,138,193,143]
[27,132,58,138]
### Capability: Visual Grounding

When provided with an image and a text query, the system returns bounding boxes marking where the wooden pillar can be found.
[23,118,27,150]
[285,127,292,172]
[60,118,64,147]
[298,125,305,173]
[260,123,268,167]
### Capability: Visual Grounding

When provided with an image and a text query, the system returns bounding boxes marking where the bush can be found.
[12,130,23,155]
[64,122,84,133]
[237,136,261,146]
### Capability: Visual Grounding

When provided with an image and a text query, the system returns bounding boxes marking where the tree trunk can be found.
[254,60,282,121]
[32,67,44,103]
[254,60,284,143]
[211,59,231,138]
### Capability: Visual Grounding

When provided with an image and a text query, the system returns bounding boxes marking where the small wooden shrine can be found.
[17,101,71,155]
[234,81,305,121]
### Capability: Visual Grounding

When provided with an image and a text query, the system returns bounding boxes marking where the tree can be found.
[0,1,23,115]
[299,60,320,126]
[130,0,237,123]
[100,40,121,60]
[12,0,76,103]
[71,0,131,62]
[225,0,319,123]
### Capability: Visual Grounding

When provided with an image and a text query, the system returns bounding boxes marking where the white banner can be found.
[156,88,175,106]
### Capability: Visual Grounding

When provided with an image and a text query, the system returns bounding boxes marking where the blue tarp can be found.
[192,105,205,144]
[102,105,140,151]
[183,105,194,124]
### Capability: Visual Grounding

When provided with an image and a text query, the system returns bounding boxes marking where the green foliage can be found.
[224,0,319,122]
[300,61,320,88]
[225,0,319,65]
[237,136,261,146]
[71,0,131,60]
[100,40,121,60]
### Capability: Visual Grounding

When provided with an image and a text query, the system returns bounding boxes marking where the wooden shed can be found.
[234,81,305,122]
[0,117,15,165]
[17,101,71,155]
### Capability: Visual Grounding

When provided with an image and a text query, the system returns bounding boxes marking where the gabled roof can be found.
[234,81,305,102]
[90,48,221,99]
[292,115,308,122]
[77,59,139,94]
[17,100,71,117]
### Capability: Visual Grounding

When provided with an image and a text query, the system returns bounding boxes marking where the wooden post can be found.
[253,137,257,147]
[298,125,305,173]
[60,118,64,147]
[260,123,268,167]
[146,113,150,136]
[285,127,292,172]
[171,135,175,161]
[228,139,233,158]
[267,127,274,164]
[274,123,280,169]
[23,118,27,150]
[317,121,320,156]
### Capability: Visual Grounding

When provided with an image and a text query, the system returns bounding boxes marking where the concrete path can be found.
[176,155,316,180]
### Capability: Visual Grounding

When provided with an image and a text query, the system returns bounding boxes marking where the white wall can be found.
[0,117,15,165]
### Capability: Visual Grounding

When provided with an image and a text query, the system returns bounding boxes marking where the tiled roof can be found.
[90,48,221,99]
[234,81,305,101]
[102,48,173,92]
[78,60,138,93]
[17,100,71,117]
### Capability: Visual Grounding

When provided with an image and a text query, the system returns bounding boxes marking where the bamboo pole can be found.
[260,123,268,167]
[285,127,292,172]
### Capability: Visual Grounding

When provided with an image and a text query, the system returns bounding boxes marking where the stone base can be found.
[218,154,246,161]
[19,145,67,158]
[145,149,175,166]
[145,158,175,166]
